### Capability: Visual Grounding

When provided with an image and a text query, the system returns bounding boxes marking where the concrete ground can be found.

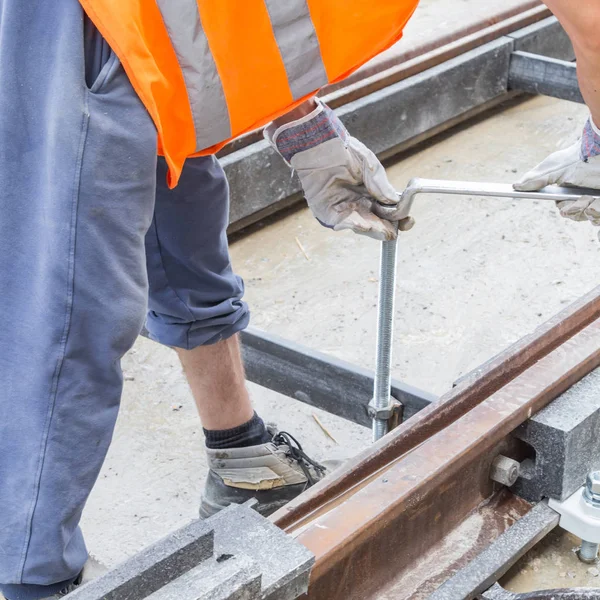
[80,94,600,592]
[502,528,600,592]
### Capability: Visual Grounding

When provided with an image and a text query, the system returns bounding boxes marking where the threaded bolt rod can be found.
[579,540,600,564]
[372,238,398,442]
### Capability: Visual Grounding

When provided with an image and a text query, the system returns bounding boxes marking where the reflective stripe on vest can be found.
[263,0,329,101]
[156,0,232,151]
[78,0,420,186]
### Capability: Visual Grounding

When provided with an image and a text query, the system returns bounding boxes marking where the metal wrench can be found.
[370,179,600,441]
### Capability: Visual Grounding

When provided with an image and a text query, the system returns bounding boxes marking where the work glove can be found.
[514,118,600,230]
[265,99,414,241]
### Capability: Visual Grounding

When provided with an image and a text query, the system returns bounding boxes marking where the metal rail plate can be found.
[241,328,436,427]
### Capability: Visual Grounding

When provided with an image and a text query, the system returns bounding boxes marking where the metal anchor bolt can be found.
[579,471,600,564]
[372,237,398,442]
[490,455,520,487]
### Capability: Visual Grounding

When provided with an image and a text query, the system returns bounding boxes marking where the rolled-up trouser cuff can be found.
[1,573,78,600]
[145,156,249,351]
[146,302,250,349]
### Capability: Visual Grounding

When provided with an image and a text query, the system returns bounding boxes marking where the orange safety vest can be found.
[79,0,419,187]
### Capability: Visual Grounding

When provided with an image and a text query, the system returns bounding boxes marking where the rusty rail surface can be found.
[271,287,600,600]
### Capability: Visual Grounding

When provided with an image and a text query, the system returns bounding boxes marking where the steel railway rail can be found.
[268,286,600,599]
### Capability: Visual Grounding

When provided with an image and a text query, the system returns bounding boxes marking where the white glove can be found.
[514,120,600,227]
[265,102,413,241]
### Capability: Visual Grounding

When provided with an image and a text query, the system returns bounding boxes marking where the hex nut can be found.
[368,398,401,421]
[490,455,520,487]
[584,471,600,508]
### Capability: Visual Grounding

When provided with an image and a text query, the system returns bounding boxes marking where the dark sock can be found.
[204,412,271,449]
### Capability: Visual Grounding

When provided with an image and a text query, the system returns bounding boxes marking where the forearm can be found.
[543,0,600,125]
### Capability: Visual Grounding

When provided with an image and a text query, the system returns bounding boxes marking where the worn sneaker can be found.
[54,572,83,597]
[200,429,328,518]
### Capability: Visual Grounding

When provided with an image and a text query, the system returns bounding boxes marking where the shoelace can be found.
[57,571,84,597]
[272,431,326,486]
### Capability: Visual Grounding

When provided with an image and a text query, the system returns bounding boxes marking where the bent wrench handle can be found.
[398,178,600,217]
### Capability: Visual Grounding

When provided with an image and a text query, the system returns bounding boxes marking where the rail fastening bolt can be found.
[372,238,398,442]
[578,471,600,564]
[579,540,600,564]
[489,455,520,487]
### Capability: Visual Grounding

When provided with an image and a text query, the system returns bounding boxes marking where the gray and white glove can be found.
[514,119,600,227]
[265,100,413,241]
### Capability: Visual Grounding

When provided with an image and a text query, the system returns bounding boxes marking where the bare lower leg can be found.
[543,0,600,125]
[176,334,254,430]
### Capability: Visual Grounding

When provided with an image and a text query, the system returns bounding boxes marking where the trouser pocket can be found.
[83,13,119,93]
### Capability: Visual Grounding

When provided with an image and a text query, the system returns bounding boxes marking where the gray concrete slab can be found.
[66,503,311,600]
[513,367,600,502]
[507,16,574,58]
[430,503,559,600]
[67,521,214,600]
[144,555,261,600]
[148,556,261,600]
[325,0,542,90]
[210,505,314,600]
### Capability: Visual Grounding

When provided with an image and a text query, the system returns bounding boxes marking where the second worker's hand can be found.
[514,118,600,229]
[265,99,414,241]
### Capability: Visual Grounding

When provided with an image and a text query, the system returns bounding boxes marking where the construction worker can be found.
[517,0,600,222]
[2,0,594,597]
[0,1,417,599]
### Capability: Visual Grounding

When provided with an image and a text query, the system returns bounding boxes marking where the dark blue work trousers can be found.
[0,1,248,598]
